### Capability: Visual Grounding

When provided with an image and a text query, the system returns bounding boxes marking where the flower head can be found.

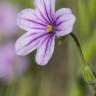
[15,0,76,65]
[0,43,29,83]
[0,3,18,37]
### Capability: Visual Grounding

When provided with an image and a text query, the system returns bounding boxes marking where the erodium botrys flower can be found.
[15,0,76,65]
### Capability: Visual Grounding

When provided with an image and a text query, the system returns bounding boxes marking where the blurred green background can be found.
[0,0,96,96]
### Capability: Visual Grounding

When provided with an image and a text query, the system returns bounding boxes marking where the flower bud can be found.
[83,66,95,83]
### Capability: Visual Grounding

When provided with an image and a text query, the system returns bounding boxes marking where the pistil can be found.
[47,25,54,32]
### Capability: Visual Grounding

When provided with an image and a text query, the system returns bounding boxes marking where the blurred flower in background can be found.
[0,2,18,38]
[0,42,29,83]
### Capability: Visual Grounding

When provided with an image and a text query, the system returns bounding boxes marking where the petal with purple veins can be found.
[36,35,55,65]
[17,9,47,31]
[15,31,48,56]
[55,8,76,36]
[35,0,56,24]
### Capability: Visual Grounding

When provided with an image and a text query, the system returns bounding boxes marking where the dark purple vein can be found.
[38,8,50,24]
[23,18,47,26]
[43,0,52,23]
[44,35,54,57]
[54,13,71,25]
[49,0,55,23]
[56,19,69,26]
[33,13,47,25]
[18,32,49,52]
[29,26,46,30]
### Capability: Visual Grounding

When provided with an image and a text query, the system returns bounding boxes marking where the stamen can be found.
[47,25,54,32]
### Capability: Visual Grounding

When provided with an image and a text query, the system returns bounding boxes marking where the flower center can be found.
[47,25,54,32]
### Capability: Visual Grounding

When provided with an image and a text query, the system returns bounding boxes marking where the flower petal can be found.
[17,9,47,31]
[34,0,56,24]
[55,8,76,36]
[15,31,48,56]
[36,35,55,65]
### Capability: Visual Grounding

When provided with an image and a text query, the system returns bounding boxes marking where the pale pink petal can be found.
[15,31,48,56]
[55,8,76,36]
[36,35,55,65]
[35,0,56,24]
[17,9,47,31]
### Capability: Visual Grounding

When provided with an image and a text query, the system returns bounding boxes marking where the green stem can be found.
[69,33,96,96]
[69,33,95,73]
[70,33,87,66]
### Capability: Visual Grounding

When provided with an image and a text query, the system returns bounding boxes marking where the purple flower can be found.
[15,0,76,65]
[0,43,29,83]
[0,3,17,37]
